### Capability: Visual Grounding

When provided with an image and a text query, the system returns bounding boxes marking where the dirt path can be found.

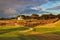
[19,28,33,32]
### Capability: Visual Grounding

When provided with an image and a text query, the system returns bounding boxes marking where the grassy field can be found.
[0,20,60,40]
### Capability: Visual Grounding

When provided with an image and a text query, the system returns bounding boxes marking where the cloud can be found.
[0,0,48,9]
[27,0,49,11]
[0,0,33,9]
[47,6,60,10]
[49,2,60,8]
[30,6,41,10]
[0,8,17,17]
[0,0,49,17]
[49,0,60,1]
[4,8,16,15]
[46,2,60,10]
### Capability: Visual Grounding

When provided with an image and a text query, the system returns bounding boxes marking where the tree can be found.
[57,14,60,19]
[48,14,56,19]
[31,14,39,19]
[25,16,31,19]
[40,14,49,20]
[40,13,56,20]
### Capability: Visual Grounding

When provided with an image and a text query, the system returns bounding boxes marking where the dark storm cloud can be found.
[0,0,48,9]
[0,0,48,17]
[0,0,33,9]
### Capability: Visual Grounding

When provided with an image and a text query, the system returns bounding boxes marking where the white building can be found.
[17,15,25,20]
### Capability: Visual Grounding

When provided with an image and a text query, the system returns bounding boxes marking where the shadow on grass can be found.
[46,31,60,35]
[0,34,60,40]
[0,27,29,34]
[18,34,60,40]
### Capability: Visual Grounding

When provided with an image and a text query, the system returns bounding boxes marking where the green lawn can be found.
[31,20,60,33]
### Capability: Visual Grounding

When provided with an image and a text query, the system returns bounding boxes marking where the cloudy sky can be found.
[0,0,60,17]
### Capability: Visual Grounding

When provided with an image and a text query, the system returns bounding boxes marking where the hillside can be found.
[0,19,60,40]
[0,14,60,28]
[0,14,60,40]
